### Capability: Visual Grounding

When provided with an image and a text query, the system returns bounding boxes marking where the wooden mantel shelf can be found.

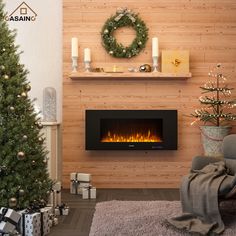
[69,72,192,80]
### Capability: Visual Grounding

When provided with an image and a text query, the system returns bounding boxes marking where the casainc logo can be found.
[5,2,37,22]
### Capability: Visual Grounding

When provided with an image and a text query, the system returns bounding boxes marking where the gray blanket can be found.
[168,161,230,235]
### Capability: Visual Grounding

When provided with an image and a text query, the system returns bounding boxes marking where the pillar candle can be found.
[152,37,159,57]
[84,48,91,62]
[71,37,78,57]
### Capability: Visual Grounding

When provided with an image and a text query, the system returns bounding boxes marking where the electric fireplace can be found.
[86,110,177,150]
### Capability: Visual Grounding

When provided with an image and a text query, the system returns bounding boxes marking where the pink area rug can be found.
[89,200,236,236]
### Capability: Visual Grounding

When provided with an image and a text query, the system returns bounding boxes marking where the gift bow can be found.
[114,8,136,23]
[0,207,8,221]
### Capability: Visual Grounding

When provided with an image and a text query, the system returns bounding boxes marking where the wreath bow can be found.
[114,8,136,23]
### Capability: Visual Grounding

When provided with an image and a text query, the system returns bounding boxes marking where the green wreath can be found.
[101,8,149,58]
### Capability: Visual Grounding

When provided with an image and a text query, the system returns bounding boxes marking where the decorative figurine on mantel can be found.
[43,87,57,122]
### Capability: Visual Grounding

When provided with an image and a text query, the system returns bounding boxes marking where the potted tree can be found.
[191,64,236,157]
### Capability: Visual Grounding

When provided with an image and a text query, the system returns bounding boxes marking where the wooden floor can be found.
[49,188,180,236]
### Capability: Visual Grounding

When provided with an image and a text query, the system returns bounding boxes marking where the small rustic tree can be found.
[191,64,236,126]
[0,0,52,209]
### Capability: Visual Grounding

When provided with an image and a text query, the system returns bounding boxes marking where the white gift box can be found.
[40,207,52,235]
[48,181,62,207]
[70,173,91,194]
[82,187,96,199]
[23,212,41,236]
[0,208,21,234]
[18,207,52,236]
[54,206,69,216]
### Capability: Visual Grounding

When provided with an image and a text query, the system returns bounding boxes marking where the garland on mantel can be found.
[101,8,149,58]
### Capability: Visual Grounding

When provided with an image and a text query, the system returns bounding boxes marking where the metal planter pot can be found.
[200,126,232,157]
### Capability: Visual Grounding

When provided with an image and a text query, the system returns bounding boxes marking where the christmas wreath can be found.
[101,8,149,58]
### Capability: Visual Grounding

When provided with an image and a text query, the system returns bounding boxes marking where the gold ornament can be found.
[25,84,31,91]
[38,137,44,143]
[17,151,25,160]
[9,106,15,111]
[32,160,36,166]
[23,135,28,140]
[21,92,27,97]
[9,197,17,207]
[4,74,9,79]
[37,123,43,129]
[19,189,25,196]
[0,65,5,70]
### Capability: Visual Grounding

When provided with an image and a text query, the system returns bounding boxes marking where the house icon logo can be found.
[5,2,37,22]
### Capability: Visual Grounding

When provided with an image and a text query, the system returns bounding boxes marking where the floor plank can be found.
[49,189,180,236]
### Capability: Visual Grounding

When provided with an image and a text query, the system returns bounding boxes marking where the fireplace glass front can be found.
[86,110,177,150]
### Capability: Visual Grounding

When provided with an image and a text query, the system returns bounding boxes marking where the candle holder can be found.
[152,56,159,72]
[72,56,78,72]
[84,61,91,72]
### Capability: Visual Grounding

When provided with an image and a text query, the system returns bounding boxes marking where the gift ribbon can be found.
[71,173,90,195]
[114,8,136,23]
[0,208,19,228]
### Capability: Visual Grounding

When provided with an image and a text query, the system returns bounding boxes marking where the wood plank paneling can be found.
[63,0,236,188]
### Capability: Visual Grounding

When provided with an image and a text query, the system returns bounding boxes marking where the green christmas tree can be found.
[0,0,52,209]
[191,64,236,126]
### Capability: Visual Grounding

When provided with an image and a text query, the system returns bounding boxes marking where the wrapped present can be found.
[40,207,52,235]
[18,207,52,236]
[54,204,69,216]
[82,186,96,199]
[0,208,21,234]
[19,211,41,236]
[161,50,189,74]
[70,173,91,194]
[48,181,62,209]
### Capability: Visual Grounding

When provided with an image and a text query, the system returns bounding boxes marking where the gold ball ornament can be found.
[0,65,5,70]
[9,197,17,207]
[21,92,27,98]
[9,106,15,111]
[38,137,44,143]
[4,74,9,80]
[17,151,25,160]
[32,160,36,166]
[37,123,43,129]
[19,189,25,196]
[23,135,28,140]
[2,48,6,52]
[25,84,31,91]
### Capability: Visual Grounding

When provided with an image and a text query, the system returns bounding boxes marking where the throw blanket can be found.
[168,161,229,235]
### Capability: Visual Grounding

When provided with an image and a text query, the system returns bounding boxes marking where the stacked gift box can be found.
[17,206,52,236]
[48,181,62,209]
[70,172,96,199]
[0,208,21,235]
[54,204,69,216]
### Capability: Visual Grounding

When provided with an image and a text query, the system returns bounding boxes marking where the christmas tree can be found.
[0,0,52,209]
[191,64,236,126]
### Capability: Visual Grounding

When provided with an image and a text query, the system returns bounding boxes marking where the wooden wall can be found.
[63,0,236,188]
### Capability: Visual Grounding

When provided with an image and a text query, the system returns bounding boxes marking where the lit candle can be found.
[152,37,159,57]
[84,48,91,62]
[71,37,78,57]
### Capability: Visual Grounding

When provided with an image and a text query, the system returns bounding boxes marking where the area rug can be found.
[89,200,236,236]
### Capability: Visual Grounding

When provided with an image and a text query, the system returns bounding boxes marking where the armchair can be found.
[191,134,236,199]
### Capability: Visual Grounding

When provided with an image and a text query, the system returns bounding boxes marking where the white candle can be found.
[152,37,159,57]
[84,48,91,62]
[71,37,78,57]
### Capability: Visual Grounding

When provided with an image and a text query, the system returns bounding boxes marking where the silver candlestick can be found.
[84,61,91,72]
[152,56,159,72]
[72,56,78,72]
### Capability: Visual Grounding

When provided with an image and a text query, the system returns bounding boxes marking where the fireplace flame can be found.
[101,129,162,143]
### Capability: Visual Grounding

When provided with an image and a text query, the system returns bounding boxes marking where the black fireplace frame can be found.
[85,110,178,150]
